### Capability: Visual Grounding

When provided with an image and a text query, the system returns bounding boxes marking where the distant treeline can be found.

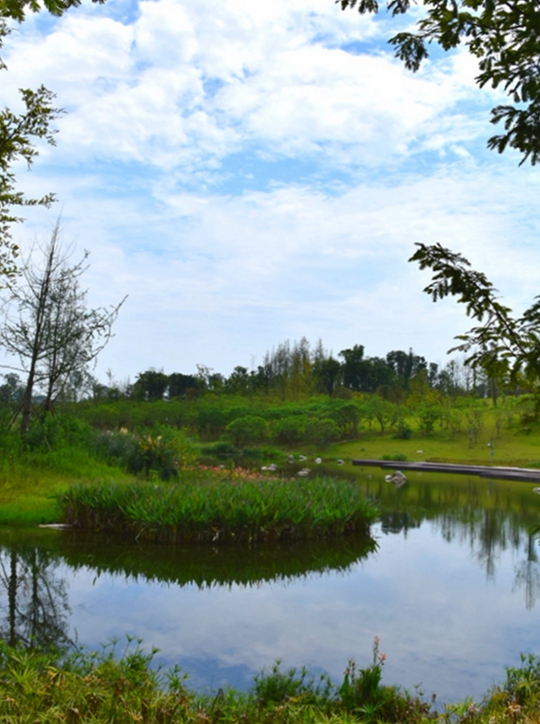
[96,339,489,404]
[0,337,527,459]
[0,339,518,450]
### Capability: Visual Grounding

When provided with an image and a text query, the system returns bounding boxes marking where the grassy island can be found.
[56,467,378,543]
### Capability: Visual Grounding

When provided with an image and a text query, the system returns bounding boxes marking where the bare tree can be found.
[0,222,126,434]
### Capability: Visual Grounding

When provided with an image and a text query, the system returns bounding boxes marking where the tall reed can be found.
[56,469,378,543]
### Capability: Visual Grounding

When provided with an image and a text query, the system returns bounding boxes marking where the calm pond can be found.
[1,466,540,705]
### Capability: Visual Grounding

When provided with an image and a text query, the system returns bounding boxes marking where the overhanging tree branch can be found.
[410,242,540,390]
[339,0,540,164]
[0,0,107,281]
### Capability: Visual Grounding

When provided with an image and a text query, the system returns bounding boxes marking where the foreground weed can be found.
[253,660,334,709]
[0,639,194,724]
[478,653,540,724]
[439,697,480,724]
[339,638,436,723]
[6,638,540,724]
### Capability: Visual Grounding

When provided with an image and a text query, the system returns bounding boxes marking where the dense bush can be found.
[91,426,197,480]
[393,423,412,440]
[196,405,228,437]
[225,415,269,447]
[304,417,341,447]
[23,413,92,451]
[200,441,240,457]
[273,415,307,444]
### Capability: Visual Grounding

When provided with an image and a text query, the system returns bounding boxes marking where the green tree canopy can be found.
[132,369,169,402]
[0,0,106,281]
[340,0,540,164]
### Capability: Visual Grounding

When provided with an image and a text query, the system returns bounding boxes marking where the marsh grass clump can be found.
[56,469,378,543]
[8,638,540,724]
[253,661,334,710]
[5,635,540,724]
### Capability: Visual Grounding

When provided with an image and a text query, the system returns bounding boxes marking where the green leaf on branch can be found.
[410,242,540,395]
[338,0,540,164]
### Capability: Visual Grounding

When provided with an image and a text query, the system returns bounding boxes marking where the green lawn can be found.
[0,447,138,525]
[328,412,540,468]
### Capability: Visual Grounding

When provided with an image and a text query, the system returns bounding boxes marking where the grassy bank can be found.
[3,401,540,528]
[56,468,378,542]
[328,425,540,469]
[1,638,539,724]
[3,432,540,528]
[0,445,138,526]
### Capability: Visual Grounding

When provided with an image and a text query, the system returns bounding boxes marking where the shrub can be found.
[225,415,269,447]
[241,447,266,458]
[393,423,412,440]
[129,427,197,480]
[273,415,306,444]
[196,406,228,437]
[91,426,197,481]
[24,413,92,451]
[78,402,123,429]
[304,417,341,447]
[416,404,442,436]
[200,441,240,457]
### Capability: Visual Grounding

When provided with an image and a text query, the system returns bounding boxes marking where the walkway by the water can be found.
[352,459,540,483]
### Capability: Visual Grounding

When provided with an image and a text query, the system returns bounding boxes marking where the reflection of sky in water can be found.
[59,519,540,704]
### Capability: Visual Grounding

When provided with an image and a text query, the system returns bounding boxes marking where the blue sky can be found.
[2,0,539,383]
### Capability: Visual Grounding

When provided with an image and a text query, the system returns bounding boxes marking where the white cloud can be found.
[8,157,533,378]
[1,0,494,174]
[0,0,537,379]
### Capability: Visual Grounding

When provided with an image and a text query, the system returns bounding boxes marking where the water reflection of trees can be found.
[359,471,540,604]
[513,534,540,610]
[0,530,378,596]
[0,545,71,650]
[0,530,378,655]
[50,531,378,589]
